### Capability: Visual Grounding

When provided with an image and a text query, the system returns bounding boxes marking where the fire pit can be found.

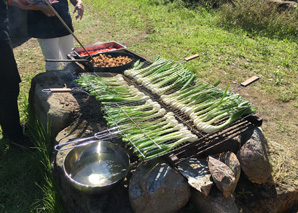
[69,51,262,164]
[29,43,283,213]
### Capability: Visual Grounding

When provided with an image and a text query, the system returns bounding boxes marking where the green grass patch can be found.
[0,102,65,212]
[2,0,297,211]
[219,0,298,40]
[78,0,298,105]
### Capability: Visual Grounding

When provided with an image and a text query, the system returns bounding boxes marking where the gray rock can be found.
[29,70,80,137]
[240,127,268,148]
[208,156,236,198]
[237,137,272,184]
[177,158,213,196]
[129,159,191,213]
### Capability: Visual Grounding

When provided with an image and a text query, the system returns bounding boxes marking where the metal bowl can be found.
[63,141,130,194]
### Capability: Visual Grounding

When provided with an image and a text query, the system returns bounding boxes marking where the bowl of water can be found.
[63,140,130,194]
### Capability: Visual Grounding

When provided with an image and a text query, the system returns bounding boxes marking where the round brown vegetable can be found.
[92,54,132,67]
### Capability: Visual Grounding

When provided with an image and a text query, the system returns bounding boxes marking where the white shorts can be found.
[37,34,74,71]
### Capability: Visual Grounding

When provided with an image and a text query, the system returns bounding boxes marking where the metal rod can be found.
[54,126,129,151]
[44,0,95,64]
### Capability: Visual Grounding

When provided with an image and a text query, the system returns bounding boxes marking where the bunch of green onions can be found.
[124,56,196,95]
[160,79,257,133]
[75,73,149,102]
[75,56,257,160]
[124,57,256,134]
[103,100,198,160]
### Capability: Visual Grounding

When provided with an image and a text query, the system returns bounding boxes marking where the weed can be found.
[234,188,253,200]
[218,0,298,40]
[276,123,290,133]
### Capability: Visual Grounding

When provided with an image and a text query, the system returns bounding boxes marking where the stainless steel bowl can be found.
[63,140,130,194]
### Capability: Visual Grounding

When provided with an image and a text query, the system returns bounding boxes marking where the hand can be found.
[73,0,84,20]
[11,0,34,9]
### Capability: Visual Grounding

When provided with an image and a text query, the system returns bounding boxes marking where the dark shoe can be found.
[8,135,36,151]
[2,122,26,139]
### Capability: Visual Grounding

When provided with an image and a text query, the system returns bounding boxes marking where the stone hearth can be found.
[28,66,298,213]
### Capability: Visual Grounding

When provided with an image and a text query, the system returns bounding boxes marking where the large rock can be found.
[219,152,241,193]
[208,156,237,198]
[237,131,272,184]
[29,70,82,137]
[191,187,239,213]
[129,159,191,213]
[177,158,213,196]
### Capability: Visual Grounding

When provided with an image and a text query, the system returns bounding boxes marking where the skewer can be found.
[44,0,95,64]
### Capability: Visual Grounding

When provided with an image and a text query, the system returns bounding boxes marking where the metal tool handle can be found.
[46,58,88,63]
[42,88,72,93]
[54,135,99,151]
[67,53,89,70]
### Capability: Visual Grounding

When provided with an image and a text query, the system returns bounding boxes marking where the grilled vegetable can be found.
[103,101,198,160]
[75,73,149,102]
[161,81,257,133]
[124,56,196,95]
[92,54,132,67]
[76,56,257,160]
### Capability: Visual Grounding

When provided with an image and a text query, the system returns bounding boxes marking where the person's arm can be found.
[69,0,84,20]
[8,0,34,9]
[8,0,55,17]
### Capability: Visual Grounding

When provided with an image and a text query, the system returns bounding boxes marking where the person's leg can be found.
[58,34,74,67]
[0,84,35,150]
[37,38,60,71]
[0,39,23,140]
[0,35,35,150]
[0,85,23,140]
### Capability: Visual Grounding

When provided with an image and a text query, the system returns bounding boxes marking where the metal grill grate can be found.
[71,51,262,162]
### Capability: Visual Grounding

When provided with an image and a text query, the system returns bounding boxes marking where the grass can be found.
[0,106,65,212]
[1,0,297,211]
[219,0,298,40]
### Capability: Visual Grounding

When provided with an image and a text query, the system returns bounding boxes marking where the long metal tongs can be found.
[54,126,127,151]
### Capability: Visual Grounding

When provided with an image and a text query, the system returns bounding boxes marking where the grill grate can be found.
[73,51,262,162]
